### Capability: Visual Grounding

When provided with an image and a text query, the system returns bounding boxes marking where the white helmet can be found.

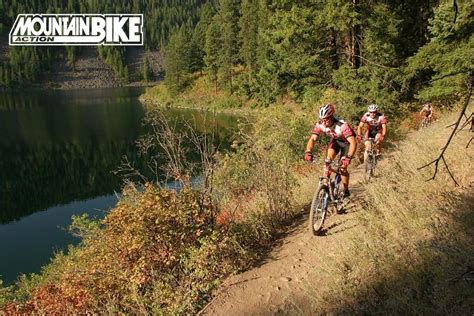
[318,103,335,119]
[368,104,378,112]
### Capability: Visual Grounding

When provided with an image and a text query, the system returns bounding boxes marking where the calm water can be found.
[0,87,236,284]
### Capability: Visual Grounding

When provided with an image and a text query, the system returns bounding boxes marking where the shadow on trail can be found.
[250,211,309,268]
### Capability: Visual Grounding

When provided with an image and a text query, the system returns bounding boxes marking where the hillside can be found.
[43,47,163,90]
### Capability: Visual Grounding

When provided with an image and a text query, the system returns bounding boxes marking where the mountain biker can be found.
[420,103,434,124]
[356,104,387,161]
[304,103,357,198]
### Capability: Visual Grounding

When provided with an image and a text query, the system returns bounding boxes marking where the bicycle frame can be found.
[365,137,376,154]
[318,162,343,204]
[309,160,346,235]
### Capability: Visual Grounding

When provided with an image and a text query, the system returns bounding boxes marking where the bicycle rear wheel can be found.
[309,185,329,235]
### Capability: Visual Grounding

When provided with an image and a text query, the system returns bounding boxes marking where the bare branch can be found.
[467,137,473,149]
[114,155,148,185]
[442,156,459,186]
[354,54,400,70]
[418,71,473,185]
[456,112,473,135]
[430,68,474,83]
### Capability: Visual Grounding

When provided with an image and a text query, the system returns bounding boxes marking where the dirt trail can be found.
[200,165,368,315]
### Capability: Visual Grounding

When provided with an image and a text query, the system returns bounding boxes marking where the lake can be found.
[0,87,236,284]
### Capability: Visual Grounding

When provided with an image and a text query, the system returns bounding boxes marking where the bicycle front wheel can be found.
[364,155,373,183]
[309,185,329,235]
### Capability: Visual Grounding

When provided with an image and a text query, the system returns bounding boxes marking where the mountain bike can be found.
[363,138,377,183]
[308,160,346,235]
[420,116,431,129]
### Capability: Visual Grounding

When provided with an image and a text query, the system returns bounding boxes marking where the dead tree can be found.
[418,71,473,186]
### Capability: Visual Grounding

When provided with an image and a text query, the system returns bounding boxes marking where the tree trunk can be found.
[329,29,339,70]
[353,0,361,68]
[345,0,361,69]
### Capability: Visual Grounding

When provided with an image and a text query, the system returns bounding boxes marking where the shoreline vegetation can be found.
[139,73,255,115]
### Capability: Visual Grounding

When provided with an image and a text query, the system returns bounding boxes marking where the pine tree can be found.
[204,17,223,94]
[216,0,240,94]
[165,26,193,94]
[142,57,153,83]
[239,0,259,75]
[191,3,215,73]
[406,1,474,103]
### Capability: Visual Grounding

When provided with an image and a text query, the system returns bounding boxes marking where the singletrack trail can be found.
[200,164,370,315]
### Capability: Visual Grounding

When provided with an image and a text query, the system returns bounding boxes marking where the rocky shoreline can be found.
[41,47,164,90]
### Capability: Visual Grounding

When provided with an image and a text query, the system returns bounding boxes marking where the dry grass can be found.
[303,110,474,314]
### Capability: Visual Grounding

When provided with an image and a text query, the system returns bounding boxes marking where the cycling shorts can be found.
[328,139,350,157]
[366,128,380,139]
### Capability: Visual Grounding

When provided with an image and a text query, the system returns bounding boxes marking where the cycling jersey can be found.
[312,118,355,142]
[360,112,387,132]
[421,106,433,117]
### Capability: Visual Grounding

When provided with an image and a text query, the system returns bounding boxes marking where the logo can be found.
[9,14,143,46]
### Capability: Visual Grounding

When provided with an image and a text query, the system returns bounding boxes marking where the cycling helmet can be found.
[319,103,335,119]
[368,104,378,112]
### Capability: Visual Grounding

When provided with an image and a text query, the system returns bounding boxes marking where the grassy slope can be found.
[139,74,249,114]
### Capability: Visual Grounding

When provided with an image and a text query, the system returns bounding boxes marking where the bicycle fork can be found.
[319,174,341,205]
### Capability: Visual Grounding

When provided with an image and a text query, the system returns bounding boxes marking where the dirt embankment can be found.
[44,47,164,90]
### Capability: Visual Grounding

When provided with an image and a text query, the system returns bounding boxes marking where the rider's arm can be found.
[357,121,365,137]
[381,123,387,137]
[346,135,357,158]
[305,134,319,153]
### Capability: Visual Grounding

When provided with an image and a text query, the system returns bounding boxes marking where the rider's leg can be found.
[340,166,350,192]
[375,132,382,156]
[328,142,350,195]
[326,147,337,167]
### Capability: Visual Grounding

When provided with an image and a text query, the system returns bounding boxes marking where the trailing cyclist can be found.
[420,103,434,127]
[304,103,357,198]
[356,104,388,162]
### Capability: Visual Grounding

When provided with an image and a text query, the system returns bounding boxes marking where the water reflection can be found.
[0,87,238,284]
[0,87,146,224]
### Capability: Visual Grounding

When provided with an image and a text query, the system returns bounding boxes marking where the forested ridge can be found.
[0,0,211,86]
[163,0,473,113]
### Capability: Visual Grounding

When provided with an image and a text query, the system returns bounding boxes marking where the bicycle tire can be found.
[421,118,428,129]
[372,154,376,176]
[335,182,345,214]
[364,155,373,183]
[309,185,329,235]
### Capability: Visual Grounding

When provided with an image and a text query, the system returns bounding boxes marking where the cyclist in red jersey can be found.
[304,103,357,198]
[356,104,388,161]
[420,103,434,124]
